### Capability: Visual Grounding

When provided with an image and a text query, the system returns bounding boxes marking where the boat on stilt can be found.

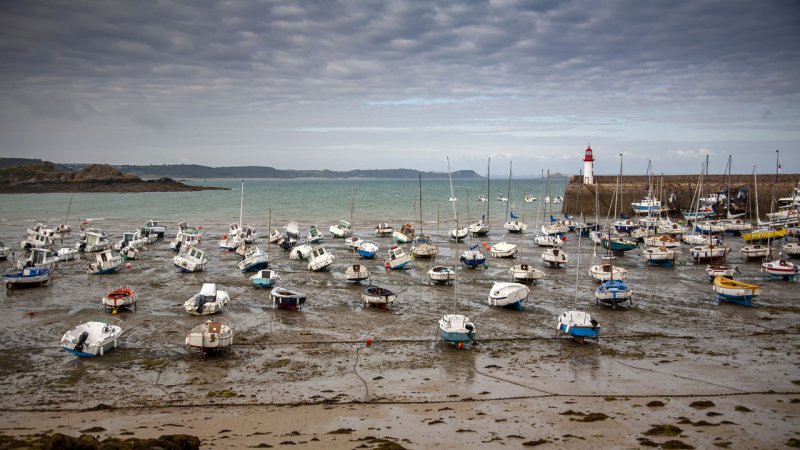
[594,280,633,309]
[556,311,600,344]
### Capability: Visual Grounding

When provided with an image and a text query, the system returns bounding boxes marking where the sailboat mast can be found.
[447,157,457,222]
[753,166,759,223]
[238,180,244,230]
[267,209,271,256]
[418,173,423,234]
[505,161,512,220]
[486,158,490,224]
[64,194,74,227]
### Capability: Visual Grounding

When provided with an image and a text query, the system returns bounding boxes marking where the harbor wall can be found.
[564,174,799,219]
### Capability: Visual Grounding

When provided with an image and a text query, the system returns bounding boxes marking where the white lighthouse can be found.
[583,145,595,184]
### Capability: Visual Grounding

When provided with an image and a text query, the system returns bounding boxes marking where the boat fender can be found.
[74,331,89,352]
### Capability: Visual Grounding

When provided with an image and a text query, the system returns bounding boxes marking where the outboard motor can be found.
[590,319,599,330]
[74,331,90,352]
[194,294,207,314]
[465,322,475,338]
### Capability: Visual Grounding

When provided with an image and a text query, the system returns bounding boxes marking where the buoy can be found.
[457,342,464,349]
[125,262,132,269]
[112,309,118,315]
[365,338,372,347]
[561,236,567,241]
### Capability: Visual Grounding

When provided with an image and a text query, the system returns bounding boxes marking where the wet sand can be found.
[1,219,799,448]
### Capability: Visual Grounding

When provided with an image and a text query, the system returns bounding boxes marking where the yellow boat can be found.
[741,227,786,242]
[712,276,762,306]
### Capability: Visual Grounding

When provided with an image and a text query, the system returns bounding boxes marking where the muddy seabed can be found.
[0,219,798,449]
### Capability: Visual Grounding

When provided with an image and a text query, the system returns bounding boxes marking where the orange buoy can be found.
[365,338,372,347]
[457,342,464,349]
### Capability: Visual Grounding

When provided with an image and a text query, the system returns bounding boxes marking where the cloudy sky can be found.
[1,0,798,176]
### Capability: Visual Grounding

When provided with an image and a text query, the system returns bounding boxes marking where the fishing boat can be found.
[345,263,370,283]
[271,287,306,311]
[488,282,529,310]
[238,246,270,272]
[170,222,202,251]
[290,243,313,260]
[642,246,679,266]
[306,225,324,243]
[428,265,456,284]
[706,264,738,281]
[283,220,301,238]
[362,285,397,309]
[542,248,568,267]
[87,250,122,275]
[460,244,487,268]
[385,245,413,270]
[307,245,335,271]
[374,223,394,237]
[740,244,772,260]
[490,241,517,258]
[392,223,415,243]
[594,280,633,308]
[184,283,230,315]
[21,233,52,251]
[329,220,353,238]
[3,267,50,289]
[251,269,280,288]
[141,220,167,238]
[508,264,544,284]
[356,241,379,258]
[60,317,123,357]
[762,258,800,280]
[102,287,137,313]
[185,320,233,354]
[556,311,599,343]
[16,248,59,270]
[631,196,662,214]
[114,231,146,251]
[712,276,762,306]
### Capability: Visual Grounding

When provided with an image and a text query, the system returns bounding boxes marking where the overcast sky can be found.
[1,0,798,176]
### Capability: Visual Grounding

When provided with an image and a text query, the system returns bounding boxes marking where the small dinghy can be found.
[185,320,233,354]
[705,264,738,281]
[509,264,545,284]
[87,250,122,275]
[428,265,456,284]
[490,241,517,258]
[102,287,137,313]
[250,269,280,288]
[184,283,230,315]
[488,282,530,310]
[556,310,599,344]
[238,246,269,272]
[460,246,487,268]
[173,247,208,273]
[374,223,394,237]
[57,247,78,261]
[594,280,632,309]
[542,248,568,267]
[356,240,379,258]
[362,284,397,309]
[271,287,306,311]
[713,276,762,306]
[3,267,50,289]
[344,264,370,283]
[438,314,476,346]
[61,318,123,357]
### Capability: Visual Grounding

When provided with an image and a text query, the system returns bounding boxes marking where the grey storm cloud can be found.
[0,0,798,174]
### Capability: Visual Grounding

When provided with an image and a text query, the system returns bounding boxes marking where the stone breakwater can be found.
[564,173,799,218]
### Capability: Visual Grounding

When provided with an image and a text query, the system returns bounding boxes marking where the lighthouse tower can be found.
[583,146,595,184]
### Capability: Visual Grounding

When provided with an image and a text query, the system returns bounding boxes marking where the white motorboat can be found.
[185,320,233,353]
[184,283,230,315]
[438,314,476,346]
[374,223,394,237]
[643,246,679,266]
[542,248,568,267]
[345,235,364,249]
[392,223,415,243]
[508,264,544,284]
[119,246,140,260]
[306,225,324,243]
[534,234,564,247]
[524,194,536,203]
[238,246,269,272]
[428,265,456,284]
[251,269,280,288]
[307,245,335,271]
[114,231,146,251]
[329,220,353,238]
[356,240,379,258]
[141,220,166,239]
[496,194,508,202]
[344,263,370,283]
[57,247,78,261]
[21,233,53,251]
[61,318,123,357]
[740,244,772,260]
[410,234,438,258]
[280,220,299,239]
[87,250,122,275]
[556,310,599,343]
[478,194,488,202]
[490,241,517,258]
[16,248,58,270]
[488,282,529,310]
[290,243,313,260]
[0,241,9,260]
[385,245,413,270]
[706,264,738,280]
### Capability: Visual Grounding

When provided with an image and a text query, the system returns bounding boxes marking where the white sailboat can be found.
[438,199,475,348]
[503,162,527,233]
[469,158,491,236]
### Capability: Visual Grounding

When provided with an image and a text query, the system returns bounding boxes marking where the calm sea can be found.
[0,178,565,236]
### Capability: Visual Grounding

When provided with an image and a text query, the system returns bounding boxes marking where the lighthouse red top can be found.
[583,146,594,162]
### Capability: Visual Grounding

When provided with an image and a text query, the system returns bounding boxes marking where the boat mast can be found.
[725,155,732,218]
[447,157,458,224]
[64,194,74,227]
[486,158,490,226]
[266,209,271,257]
[753,166,759,223]
[238,180,244,231]
[505,161,512,221]
[418,173,423,235]
[766,150,779,257]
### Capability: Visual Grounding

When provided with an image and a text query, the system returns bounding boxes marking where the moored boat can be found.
[307,245,335,271]
[542,248,568,267]
[173,247,208,272]
[509,263,545,284]
[87,250,122,275]
[238,246,269,272]
[251,269,280,288]
[271,287,306,311]
[385,245,413,270]
[761,258,800,280]
[705,264,738,281]
[329,220,353,238]
[362,285,397,309]
[490,241,517,258]
[740,244,772,260]
[60,318,123,357]
[488,282,529,310]
[712,276,762,306]
[356,240,379,258]
[428,265,456,284]
[438,314,476,346]
[184,283,230,315]
[594,280,632,308]
[344,263,370,283]
[185,320,233,354]
[3,267,50,289]
[460,245,486,268]
[643,246,679,266]
[374,223,394,237]
[102,287,137,313]
[556,310,599,344]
